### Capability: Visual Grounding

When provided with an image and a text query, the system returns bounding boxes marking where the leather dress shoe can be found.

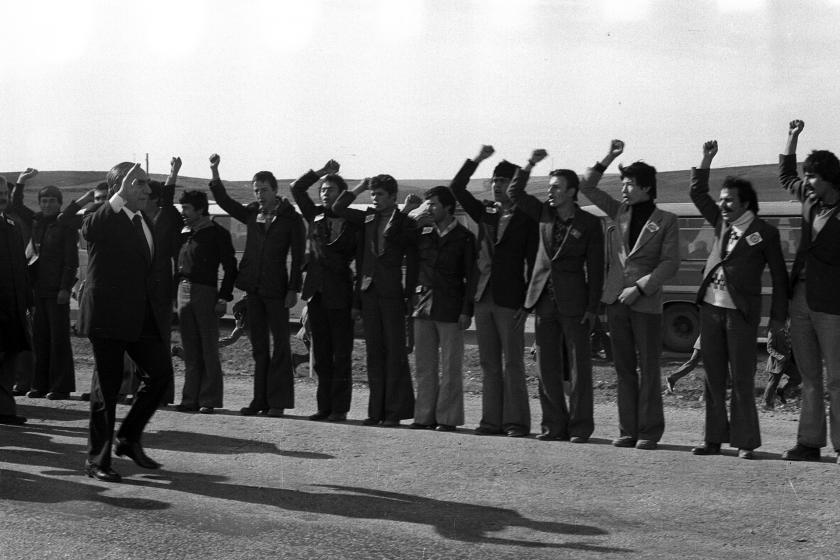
[267,408,285,418]
[381,419,400,427]
[635,439,658,450]
[411,422,435,430]
[26,390,46,398]
[570,436,589,444]
[327,412,347,422]
[115,439,161,469]
[46,391,69,400]
[781,443,820,462]
[199,407,214,414]
[536,433,561,441]
[692,442,721,455]
[308,411,330,421]
[11,387,26,396]
[0,414,27,425]
[474,426,502,436]
[362,417,381,426]
[612,436,637,448]
[738,449,755,460]
[176,403,199,413]
[435,424,456,432]
[240,406,268,416]
[506,428,529,438]
[85,462,122,483]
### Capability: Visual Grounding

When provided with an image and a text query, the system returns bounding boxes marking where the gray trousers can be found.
[474,299,530,434]
[413,318,465,426]
[790,283,840,451]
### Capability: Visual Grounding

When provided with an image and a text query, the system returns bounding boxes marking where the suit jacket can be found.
[413,221,477,322]
[332,191,418,304]
[210,180,305,299]
[0,213,32,353]
[580,164,680,314]
[779,153,840,314]
[448,159,538,309]
[691,167,788,323]
[508,168,604,316]
[291,170,359,309]
[77,201,171,342]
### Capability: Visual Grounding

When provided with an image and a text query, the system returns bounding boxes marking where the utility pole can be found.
[145,153,149,173]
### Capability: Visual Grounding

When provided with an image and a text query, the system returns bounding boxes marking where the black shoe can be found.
[738,449,755,460]
[267,408,285,418]
[46,391,70,400]
[635,439,658,450]
[240,406,268,416]
[506,428,529,438]
[362,417,381,426]
[80,393,91,402]
[198,407,214,414]
[410,422,435,430]
[782,443,820,462]
[0,414,27,425]
[11,387,26,396]
[381,419,400,427]
[114,439,161,469]
[692,442,721,455]
[570,436,589,444]
[435,424,456,432]
[26,390,46,398]
[327,412,347,422]
[612,436,637,448]
[176,404,199,413]
[308,411,330,421]
[85,462,122,483]
[536,432,561,441]
[665,376,677,394]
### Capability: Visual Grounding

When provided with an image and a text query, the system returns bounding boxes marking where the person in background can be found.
[9,168,79,400]
[580,139,680,451]
[291,160,359,422]
[689,140,788,460]
[209,154,305,418]
[0,177,32,425]
[332,174,419,427]
[449,145,537,438]
[762,324,801,409]
[665,336,702,394]
[508,149,604,443]
[779,119,840,464]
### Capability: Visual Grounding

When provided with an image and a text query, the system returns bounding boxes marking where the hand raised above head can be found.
[322,159,340,175]
[529,149,548,165]
[609,139,625,157]
[703,140,718,158]
[17,167,39,183]
[170,156,182,174]
[209,153,221,168]
[788,120,804,135]
[476,145,495,162]
[402,193,422,214]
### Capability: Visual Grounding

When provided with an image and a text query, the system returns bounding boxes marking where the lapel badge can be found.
[422,226,434,235]
[365,214,375,223]
[646,221,660,233]
[746,232,762,246]
[570,228,582,239]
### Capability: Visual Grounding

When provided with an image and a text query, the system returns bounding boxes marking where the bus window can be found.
[680,217,714,261]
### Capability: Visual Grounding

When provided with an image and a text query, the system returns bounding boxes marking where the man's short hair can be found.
[252,171,278,192]
[370,174,398,196]
[148,180,162,201]
[179,190,210,216]
[493,160,519,180]
[721,176,759,214]
[803,150,840,186]
[322,173,348,193]
[38,185,63,205]
[424,185,456,214]
[106,162,135,195]
[94,181,108,193]
[549,169,580,202]
[619,161,658,199]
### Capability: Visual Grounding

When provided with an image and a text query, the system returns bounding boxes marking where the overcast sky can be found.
[2,0,840,181]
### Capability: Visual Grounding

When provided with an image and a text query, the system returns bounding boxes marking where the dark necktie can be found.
[133,214,151,261]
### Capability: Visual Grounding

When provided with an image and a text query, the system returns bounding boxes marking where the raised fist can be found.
[703,140,718,158]
[609,139,625,157]
[529,149,548,165]
[476,145,495,161]
[789,120,804,136]
[402,193,423,214]
[209,154,221,168]
[17,167,38,183]
[323,159,340,175]
[170,156,182,174]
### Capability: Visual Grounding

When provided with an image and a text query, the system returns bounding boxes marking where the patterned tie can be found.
[721,229,740,259]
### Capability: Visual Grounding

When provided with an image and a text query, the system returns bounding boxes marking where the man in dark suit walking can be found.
[449,146,538,438]
[689,140,788,460]
[291,159,359,422]
[79,162,174,482]
[508,149,604,442]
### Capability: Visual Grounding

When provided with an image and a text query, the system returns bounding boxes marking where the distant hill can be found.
[2,162,796,208]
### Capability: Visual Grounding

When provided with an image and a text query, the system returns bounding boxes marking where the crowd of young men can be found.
[1,118,839,483]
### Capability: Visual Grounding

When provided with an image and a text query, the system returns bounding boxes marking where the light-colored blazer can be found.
[580,166,680,315]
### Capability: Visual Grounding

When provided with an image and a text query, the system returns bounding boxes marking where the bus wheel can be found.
[662,303,699,353]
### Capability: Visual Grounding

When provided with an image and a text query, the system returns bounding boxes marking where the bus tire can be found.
[662,302,700,353]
